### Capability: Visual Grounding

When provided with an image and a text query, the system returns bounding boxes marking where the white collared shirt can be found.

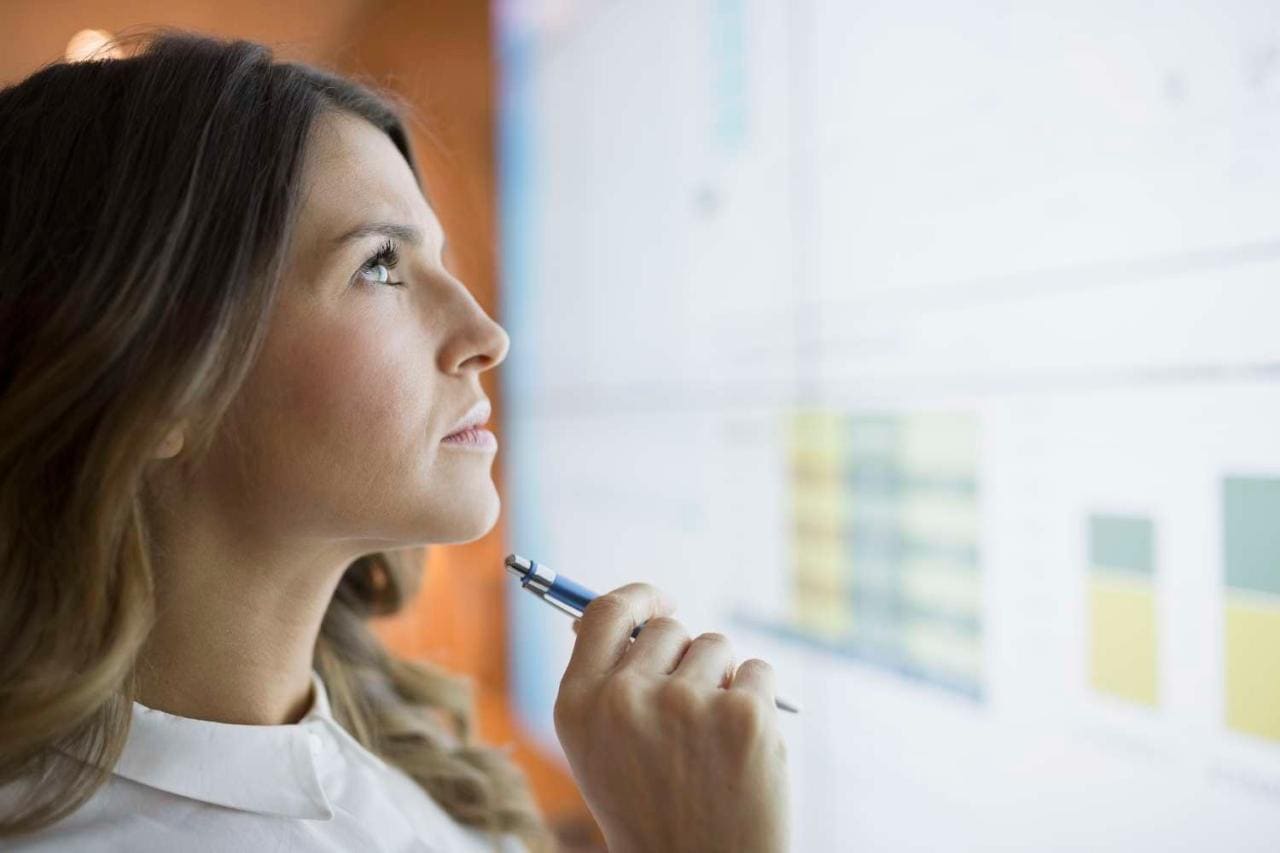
[0,669,529,852]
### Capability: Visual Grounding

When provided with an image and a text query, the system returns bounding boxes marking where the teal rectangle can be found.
[1224,476,1280,596]
[1089,514,1154,575]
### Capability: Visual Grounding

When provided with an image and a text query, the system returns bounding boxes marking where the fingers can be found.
[563,583,677,683]
[616,616,692,675]
[728,658,776,706]
[672,632,736,688]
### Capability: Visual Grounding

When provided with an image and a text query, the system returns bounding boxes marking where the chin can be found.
[427,489,502,545]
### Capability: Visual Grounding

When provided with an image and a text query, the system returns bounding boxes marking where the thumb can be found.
[572,618,582,635]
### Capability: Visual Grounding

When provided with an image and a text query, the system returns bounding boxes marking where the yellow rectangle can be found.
[790,411,846,469]
[794,535,851,639]
[792,486,847,525]
[793,589,853,639]
[795,536,844,582]
[1088,574,1158,706]
[1225,596,1280,742]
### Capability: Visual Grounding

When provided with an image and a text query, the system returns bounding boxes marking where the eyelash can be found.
[356,239,404,288]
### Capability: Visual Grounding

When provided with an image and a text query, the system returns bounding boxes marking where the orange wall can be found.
[1,0,597,844]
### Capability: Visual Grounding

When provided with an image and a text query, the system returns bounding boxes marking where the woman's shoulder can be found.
[0,768,157,851]
[1,748,532,853]
[0,753,281,853]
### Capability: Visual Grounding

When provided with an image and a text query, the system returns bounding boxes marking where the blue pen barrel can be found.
[551,575,646,639]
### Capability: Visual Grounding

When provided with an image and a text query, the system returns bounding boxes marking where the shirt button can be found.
[308,731,323,755]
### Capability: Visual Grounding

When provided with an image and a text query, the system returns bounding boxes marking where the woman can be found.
[0,29,789,852]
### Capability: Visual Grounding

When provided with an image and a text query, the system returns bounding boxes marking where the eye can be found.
[355,238,404,287]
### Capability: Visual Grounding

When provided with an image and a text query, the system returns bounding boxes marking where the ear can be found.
[154,421,186,460]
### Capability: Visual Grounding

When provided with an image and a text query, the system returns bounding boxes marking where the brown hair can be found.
[0,27,553,852]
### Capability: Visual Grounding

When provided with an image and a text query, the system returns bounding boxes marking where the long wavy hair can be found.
[0,28,553,852]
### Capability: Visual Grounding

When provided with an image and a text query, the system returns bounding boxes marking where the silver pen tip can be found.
[504,553,532,577]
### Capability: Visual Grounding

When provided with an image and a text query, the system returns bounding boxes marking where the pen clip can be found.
[537,591,584,620]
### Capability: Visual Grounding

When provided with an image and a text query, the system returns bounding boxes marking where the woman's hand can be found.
[553,583,790,853]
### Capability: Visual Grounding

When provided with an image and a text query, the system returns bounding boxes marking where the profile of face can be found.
[156,111,510,556]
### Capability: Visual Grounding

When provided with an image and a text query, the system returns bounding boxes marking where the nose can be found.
[437,280,510,375]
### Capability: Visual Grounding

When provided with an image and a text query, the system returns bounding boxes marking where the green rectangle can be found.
[1224,476,1280,596]
[1089,514,1154,575]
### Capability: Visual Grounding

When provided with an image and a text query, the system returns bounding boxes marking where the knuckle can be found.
[584,584,675,624]
[737,657,773,676]
[718,690,768,740]
[583,593,627,620]
[624,582,676,612]
[694,631,731,647]
[646,615,686,635]
[614,581,660,602]
[656,678,702,716]
[599,675,643,719]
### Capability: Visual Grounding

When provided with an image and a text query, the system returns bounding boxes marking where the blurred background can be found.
[5,1,1280,850]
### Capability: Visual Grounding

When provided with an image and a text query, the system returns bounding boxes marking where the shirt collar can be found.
[85,670,340,820]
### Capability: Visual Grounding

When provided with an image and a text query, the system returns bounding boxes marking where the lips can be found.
[441,425,496,447]
[443,398,492,439]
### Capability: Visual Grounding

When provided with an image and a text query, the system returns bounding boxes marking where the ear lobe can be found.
[154,421,186,459]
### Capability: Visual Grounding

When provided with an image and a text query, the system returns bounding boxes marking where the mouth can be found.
[440,425,498,450]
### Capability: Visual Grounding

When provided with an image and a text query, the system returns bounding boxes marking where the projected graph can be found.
[790,411,982,699]
[1223,476,1280,742]
[1087,514,1158,706]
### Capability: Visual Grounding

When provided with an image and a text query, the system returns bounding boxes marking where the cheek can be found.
[263,315,433,477]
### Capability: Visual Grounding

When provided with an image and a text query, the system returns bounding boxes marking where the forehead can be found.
[293,111,442,249]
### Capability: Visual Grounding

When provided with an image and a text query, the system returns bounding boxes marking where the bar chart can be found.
[1087,514,1159,706]
[1223,476,1280,742]
[790,411,982,699]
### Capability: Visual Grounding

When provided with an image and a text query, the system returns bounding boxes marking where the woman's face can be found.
[193,110,510,552]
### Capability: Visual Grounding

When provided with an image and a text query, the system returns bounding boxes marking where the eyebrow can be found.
[331,220,452,265]
[333,221,425,248]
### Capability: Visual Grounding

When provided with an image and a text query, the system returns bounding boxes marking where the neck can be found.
[134,534,355,726]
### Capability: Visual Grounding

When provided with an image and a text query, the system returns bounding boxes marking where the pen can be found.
[504,553,800,714]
